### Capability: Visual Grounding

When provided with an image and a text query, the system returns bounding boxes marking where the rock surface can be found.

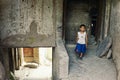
[15,65,52,80]
[96,36,112,57]
[110,0,120,79]
[0,62,5,80]
[24,63,38,68]
[107,49,112,59]
[0,0,55,47]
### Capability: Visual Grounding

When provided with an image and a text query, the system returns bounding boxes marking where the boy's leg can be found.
[80,44,86,58]
[79,53,83,60]
[79,53,81,57]
[80,53,83,57]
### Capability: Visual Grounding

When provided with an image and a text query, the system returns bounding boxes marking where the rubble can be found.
[96,36,112,58]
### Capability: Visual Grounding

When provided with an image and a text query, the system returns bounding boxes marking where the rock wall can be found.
[0,48,9,79]
[0,0,55,47]
[110,0,120,80]
[0,62,5,80]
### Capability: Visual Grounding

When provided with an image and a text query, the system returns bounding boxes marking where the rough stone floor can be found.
[15,65,52,80]
[66,44,117,80]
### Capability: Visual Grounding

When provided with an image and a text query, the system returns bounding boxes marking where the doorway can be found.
[23,48,34,62]
[63,1,117,80]
[63,0,101,44]
[9,47,53,80]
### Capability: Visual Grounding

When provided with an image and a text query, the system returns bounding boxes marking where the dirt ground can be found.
[66,44,117,80]
[15,65,52,80]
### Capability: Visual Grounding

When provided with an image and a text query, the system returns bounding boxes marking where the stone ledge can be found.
[53,39,69,80]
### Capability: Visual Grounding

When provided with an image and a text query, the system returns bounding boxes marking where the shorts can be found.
[75,43,86,54]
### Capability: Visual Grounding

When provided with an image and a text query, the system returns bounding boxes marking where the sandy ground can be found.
[66,44,117,80]
[15,65,52,80]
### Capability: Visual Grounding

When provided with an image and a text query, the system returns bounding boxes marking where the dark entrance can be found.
[63,0,105,44]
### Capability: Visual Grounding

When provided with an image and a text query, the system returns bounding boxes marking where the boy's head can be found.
[79,24,86,32]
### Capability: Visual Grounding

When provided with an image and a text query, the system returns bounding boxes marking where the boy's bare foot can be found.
[79,56,83,60]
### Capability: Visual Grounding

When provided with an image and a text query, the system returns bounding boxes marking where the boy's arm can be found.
[85,33,88,47]
[76,32,79,43]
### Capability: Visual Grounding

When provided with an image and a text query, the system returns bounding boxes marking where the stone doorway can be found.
[62,0,117,80]
[23,48,34,62]
[8,47,52,80]
[63,0,104,44]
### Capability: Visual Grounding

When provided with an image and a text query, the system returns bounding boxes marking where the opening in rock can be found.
[9,47,52,80]
[63,0,117,80]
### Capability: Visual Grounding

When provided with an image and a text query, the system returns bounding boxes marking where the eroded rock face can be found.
[0,62,5,80]
[0,0,55,47]
[110,0,120,79]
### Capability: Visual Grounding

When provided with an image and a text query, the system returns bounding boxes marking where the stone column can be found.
[53,0,69,80]
[110,0,120,80]
[104,0,111,38]
[18,48,24,66]
[33,48,39,64]
[0,48,9,79]
[99,0,106,41]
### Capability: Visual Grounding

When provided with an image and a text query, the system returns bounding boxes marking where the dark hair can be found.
[79,24,86,28]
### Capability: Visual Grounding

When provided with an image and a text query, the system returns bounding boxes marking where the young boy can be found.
[75,24,88,60]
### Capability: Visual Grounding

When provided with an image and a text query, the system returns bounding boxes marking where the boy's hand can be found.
[76,38,79,43]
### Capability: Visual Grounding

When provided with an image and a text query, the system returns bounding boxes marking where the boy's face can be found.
[80,26,85,32]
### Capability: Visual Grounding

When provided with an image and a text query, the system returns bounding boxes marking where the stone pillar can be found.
[55,0,64,39]
[18,48,24,66]
[99,0,106,40]
[33,48,39,64]
[53,40,69,80]
[0,48,5,80]
[0,48,9,79]
[104,0,111,38]
[53,0,69,80]
[9,48,15,73]
[110,0,120,80]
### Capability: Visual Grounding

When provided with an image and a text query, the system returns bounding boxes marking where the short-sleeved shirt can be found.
[77,32,86,44]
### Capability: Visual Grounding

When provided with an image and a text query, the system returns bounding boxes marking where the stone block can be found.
[107,49,112,59]
[0,0,55,47]
[96,36,112,57]
[53,39,69,80]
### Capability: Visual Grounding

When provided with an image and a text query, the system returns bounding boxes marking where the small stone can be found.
[107,49,112,59]
[96,36,112,57]
[24,63,38,68]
